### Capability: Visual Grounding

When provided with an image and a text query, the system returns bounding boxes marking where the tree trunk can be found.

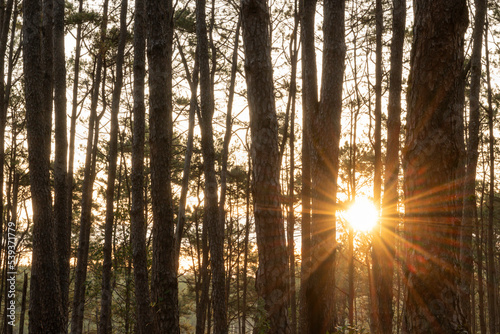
[299,0,317,331]
[241,153,251,334]
[23,0,65,331]
[196,0,228,331]
[53,0,70,326]
[461,0,486,328]
[241,0,290,332]
[375,0,405,332]
[146,0,179,331]
[371,1,383,330]
[0,0,14,271]
[308,0,345,332]
[99,0,127,331]
[485,20,499,334]
[402,1,468,332]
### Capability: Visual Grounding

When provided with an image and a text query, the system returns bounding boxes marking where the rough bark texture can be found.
[99,0,127,332]
[461,0,486,327]
[299,0,317,332]
[146,0,179,332]
[307,0,345,332]
[53,0,70,326]
[376,0,406,332]
[402,1,468,332]
[241,0,290,332]
[196,0,228,332]
[130,0,154,331]
[23,0,65,331]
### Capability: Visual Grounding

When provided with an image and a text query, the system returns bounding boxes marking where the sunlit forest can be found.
[1,0,500,332]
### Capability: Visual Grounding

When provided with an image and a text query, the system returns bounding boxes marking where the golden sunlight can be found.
[344,197,379,232]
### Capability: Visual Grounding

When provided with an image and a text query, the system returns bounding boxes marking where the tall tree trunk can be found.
[0,0,14,267]
[485,19,498,334]
[23,0,65,331]
[99,0,128,331]
[461,0,486,328]
[241,0,290,332]
[53,0,69,326]
[402,1,468,332]
[130,0,154,333]
[299,0,317,331]
[308,0,345,332]
[130,0,154,331]
[371,0,383,329]
[146,0,179,331]
[71,1,109,331]
[196,0,228,331]
[375,0,405,332]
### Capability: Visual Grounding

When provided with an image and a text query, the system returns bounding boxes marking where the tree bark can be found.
[99,0,127,331]
[196,0,228,331]
[23,0,65,331]
[375,0,406,332]
[130,0,154,331]
[461,0,486,328]
[146,0,179,331]
[299,0,317,332]
[402,1,468,332]
[484,19,499,334]
[241,0,290,332]
[53,0,69,326]
[308,0,345,332]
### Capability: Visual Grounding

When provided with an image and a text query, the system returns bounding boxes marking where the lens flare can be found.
[344,197,378,232]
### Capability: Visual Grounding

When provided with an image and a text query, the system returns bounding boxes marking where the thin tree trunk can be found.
[99,0,128,331]
[461,0,486,328]
[196,0,228,331]
[402,1,468,332]
[53,0,69,326]
[241,1,290,332]
[241,152,251,334]
[287,3,298,332]
[299,0,316,331]
[478,165,487,334]
[23,0,65,330]
[485,19,498,334]
[146,0,179,331]
[376,0,405,332]
[371,0,383,330]
[130,0,154,331]
[0,0,14,268]
[71,1,109,331]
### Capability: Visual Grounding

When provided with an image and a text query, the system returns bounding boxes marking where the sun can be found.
[343,197,379,232]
